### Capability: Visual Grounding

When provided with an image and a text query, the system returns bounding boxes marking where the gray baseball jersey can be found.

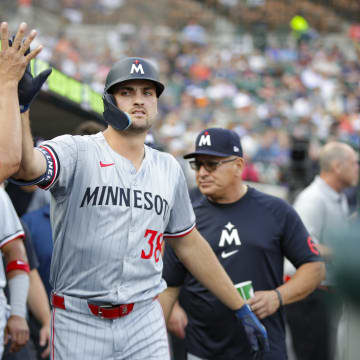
[38,132,195,304]
[0,187,25,288]
[0,187,23,358]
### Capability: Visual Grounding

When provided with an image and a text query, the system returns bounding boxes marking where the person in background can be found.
[3,220,50,360]
[0,183,30,356]
[0,22,26,183]
[286,141,359,360]
[0,24,38,347]
[160,127,325,360]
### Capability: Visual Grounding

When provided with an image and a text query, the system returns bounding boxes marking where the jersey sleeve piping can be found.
[38,144,60,190]
[8,145,60,188]
[164,222,196,238]
[0,232,25,249]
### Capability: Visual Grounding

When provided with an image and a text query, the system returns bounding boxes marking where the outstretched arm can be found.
[0,22,45,182]
[0,22,26,181]
[13,110,47,181]
[167,228,270,353]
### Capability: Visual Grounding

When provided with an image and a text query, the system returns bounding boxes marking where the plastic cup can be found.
[235,280,254,300]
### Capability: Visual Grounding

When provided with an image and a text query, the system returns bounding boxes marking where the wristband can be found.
[9,145,57,188]
[8,274,29,318]
[6,260,30,274]
[274,289,283,307]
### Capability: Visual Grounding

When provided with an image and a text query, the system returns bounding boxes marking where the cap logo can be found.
[233,146,240,152]
[198,134,211,147]
[130,60,144,75]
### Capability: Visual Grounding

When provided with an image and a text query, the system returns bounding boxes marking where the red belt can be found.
[51,293,134,319]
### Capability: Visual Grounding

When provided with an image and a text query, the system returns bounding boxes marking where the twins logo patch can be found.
[219,222,241,259]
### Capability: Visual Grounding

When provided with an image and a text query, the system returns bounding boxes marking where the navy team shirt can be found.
[163,186,321,360]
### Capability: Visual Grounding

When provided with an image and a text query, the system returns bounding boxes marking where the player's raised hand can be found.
[235,304,270,354]
[4,315,29,353]
[247,290,280,319]
[0,22,43,85]
[15,41,52,112]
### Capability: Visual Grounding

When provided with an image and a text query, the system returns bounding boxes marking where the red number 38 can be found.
[141,229,164,263]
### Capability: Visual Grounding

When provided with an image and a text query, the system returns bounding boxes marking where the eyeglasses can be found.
[189,158,238,172]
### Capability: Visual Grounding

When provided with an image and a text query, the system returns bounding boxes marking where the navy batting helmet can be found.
[102,57,165,130]
[105,57,164,97]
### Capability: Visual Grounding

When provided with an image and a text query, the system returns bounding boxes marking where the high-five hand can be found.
[0,22,43,85]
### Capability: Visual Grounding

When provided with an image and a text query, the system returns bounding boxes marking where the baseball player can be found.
[161,128,325,360]
[3,219,51,360]
[0,185,31,355]
[0,22,37,343]
[0,22,27,182]
[4,22,269,359]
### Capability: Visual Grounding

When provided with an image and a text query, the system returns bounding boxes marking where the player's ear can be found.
[235,157,245,176]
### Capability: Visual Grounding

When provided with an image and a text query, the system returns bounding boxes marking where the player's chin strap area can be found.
[102,92,132,131]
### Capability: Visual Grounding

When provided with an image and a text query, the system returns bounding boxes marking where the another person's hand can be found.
[235,304,270,354]
[4,315,29,352]
[39,321,51,358]
[0,22,42,85]
[167,302,188,339]
[247,290,280,319]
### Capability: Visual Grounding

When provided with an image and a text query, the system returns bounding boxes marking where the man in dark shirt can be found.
[160,128,325,360]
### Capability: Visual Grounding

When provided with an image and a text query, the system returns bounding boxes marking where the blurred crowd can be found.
[2,0,360,189]
[1,1,360,359]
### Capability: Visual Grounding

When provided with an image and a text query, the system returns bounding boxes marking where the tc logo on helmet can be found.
[130,60,144,75]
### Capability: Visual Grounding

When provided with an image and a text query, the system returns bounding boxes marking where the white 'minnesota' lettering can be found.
[79,186,170,219]
[40,132,196,305]
[198,134,211,146]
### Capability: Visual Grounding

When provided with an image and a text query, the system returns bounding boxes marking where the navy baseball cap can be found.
[183,128,243,159]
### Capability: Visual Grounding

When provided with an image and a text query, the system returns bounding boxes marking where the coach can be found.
[160,128,325,360]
